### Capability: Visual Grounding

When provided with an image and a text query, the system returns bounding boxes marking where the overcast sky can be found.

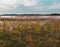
[0,0,60,14]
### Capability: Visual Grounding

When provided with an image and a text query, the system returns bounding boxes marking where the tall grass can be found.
[0,20,60,47]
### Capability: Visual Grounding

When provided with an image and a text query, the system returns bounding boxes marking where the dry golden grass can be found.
[0,19,60,47]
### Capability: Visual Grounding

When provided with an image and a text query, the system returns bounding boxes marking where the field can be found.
[0,19,60,47]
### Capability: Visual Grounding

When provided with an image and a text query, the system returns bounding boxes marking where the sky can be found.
[0,0,60,14]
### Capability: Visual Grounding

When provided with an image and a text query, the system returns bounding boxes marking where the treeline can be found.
[0,13,60,16]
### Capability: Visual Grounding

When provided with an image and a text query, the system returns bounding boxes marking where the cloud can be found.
[0,0,60,14]
[20,0,37,7]
[0,0,37,11]
[48,3,60,10]
[28,0,60,14]
[0,0,17,10]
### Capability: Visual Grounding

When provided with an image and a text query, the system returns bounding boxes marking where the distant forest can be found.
[0,13,60,16]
